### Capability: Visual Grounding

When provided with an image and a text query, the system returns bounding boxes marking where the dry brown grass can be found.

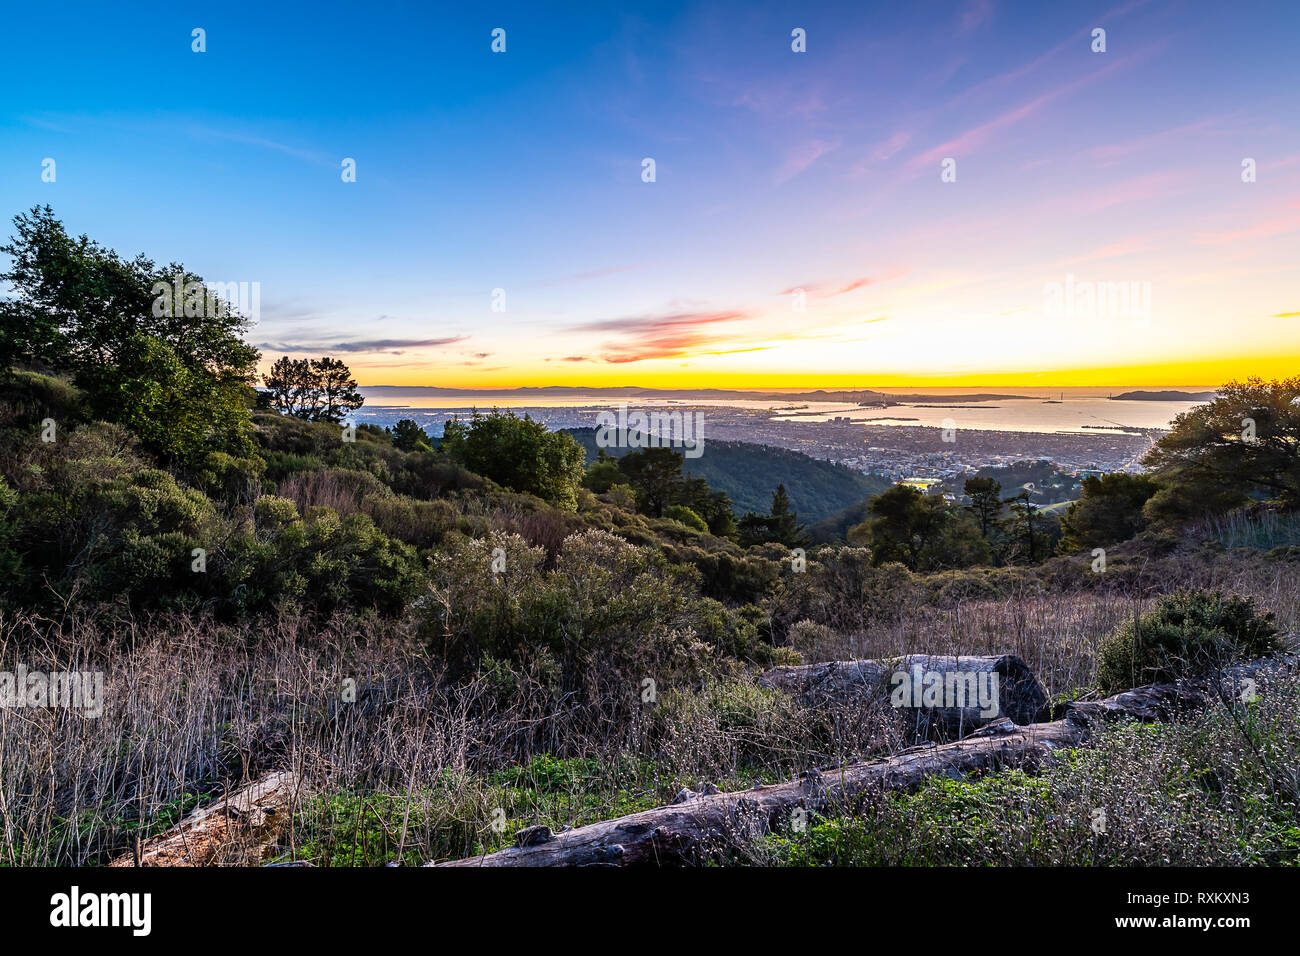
[792,551,1300,699]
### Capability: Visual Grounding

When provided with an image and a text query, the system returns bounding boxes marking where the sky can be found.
[1,0,1298,389]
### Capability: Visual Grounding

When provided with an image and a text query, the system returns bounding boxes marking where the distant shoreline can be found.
[358,385,1037,403]
[1109,390,1217,402]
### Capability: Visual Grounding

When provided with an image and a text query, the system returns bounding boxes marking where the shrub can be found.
[771,547,921,637]
[606,484,638,511]
[229,506,421,616]
[761,674,1300,866]
[363,495,455,548]
[254,494,301,529]
[689,549,781,604]
[423,529,712,695]
[664,504,709,533]
[788,619,835,657]
[1096,589,1283,692]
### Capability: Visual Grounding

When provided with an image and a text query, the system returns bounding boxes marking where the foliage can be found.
[0,396,421,616]
[441,409,586,510]
[1096,589,1282,693]
[1001,489,1059,564]
[849,484,989,571]
[261,355,364,424]
[663,504,709,532]
[1143,377,1300,522]
[964,476,1002,535]
[582,451,626,493]
[391,418,433,453]
[1057,472,1160,553]
[738,483,809,548]
[617,446,685,517]
[423,529,718,691]
[770,546,922,638]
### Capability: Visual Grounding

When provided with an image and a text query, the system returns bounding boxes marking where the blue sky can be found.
[3,0,1299,387]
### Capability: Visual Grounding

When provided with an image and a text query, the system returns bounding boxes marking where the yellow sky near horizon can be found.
[349,354,1297,391]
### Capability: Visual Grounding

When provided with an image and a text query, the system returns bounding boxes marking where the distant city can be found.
[354,399,1165,491]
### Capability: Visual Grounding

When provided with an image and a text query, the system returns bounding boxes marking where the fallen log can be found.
[433,659,1288,867]
[108,771,300,867]
[760,654,1050,741]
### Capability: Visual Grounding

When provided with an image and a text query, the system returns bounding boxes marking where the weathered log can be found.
[108,771,300,867]
[760,654,1050,741]
[433,659,1288,867]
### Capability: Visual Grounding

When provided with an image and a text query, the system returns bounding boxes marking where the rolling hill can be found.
[563,428,890,523]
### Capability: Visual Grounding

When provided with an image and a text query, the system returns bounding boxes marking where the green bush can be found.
[226,505,422,617]
[423,529,711,692]
[1096,589,1282,692]
[663,504,709,533]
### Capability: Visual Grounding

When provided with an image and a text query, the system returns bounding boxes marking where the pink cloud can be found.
[571,309,758,364]
[1195,199,1300,245]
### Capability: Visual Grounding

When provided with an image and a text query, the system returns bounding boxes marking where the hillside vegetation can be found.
[2,207,1298,867]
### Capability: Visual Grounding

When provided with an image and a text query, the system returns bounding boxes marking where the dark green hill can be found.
[563,428,889,522]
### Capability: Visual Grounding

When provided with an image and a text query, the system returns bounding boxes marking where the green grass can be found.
[290,751,793,866]
[292,755,670,866]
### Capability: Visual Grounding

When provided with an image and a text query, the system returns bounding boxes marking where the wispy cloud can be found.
[957,0,995,35]
[778,268,909,298]
[257,335,468,354]
[909,41,1165,170]
[1063,233,1162,265]
[571,309,756,363]
[1195,199,1300,245]
[184,124,333,167]
[1089,117,1223,164]
[851,131,913,174]
[775,139,840,184]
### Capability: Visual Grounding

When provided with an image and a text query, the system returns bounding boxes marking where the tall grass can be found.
[1205,509,1300,550]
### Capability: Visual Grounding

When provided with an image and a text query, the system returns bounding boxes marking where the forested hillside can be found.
[564,427,890,522]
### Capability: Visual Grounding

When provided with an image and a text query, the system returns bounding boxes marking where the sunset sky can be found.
[2,0,1298,388]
